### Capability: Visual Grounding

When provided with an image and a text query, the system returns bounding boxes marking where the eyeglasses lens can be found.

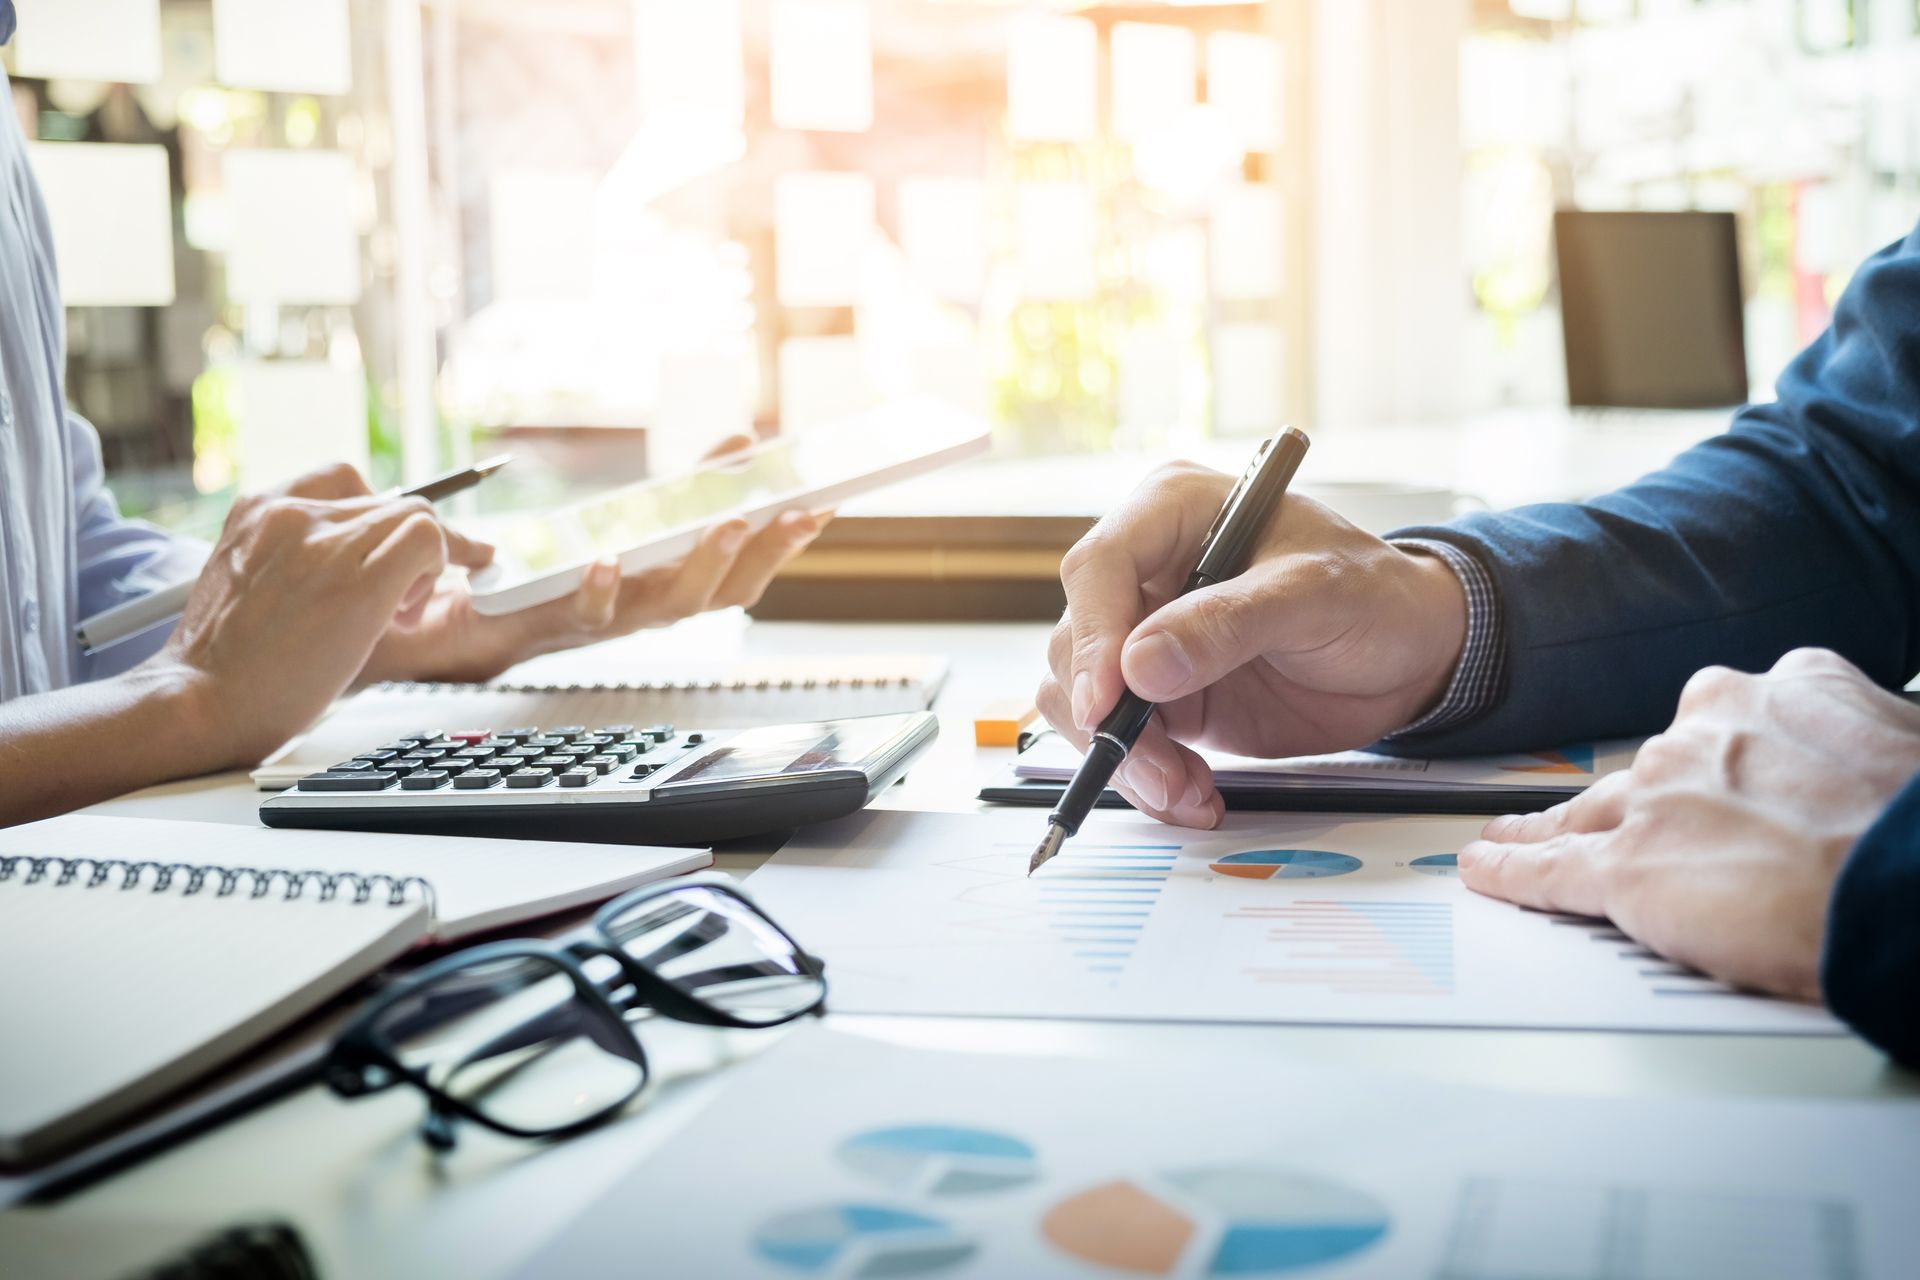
[369,954,645,1132]
[604,886,824,1026]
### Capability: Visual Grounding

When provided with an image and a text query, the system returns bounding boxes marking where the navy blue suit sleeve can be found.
[1390,223,1920,756]
[1822,773,1920,1067]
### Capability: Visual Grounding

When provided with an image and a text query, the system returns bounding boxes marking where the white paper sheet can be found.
[520,1025,1920,1278]
[1012,733,1641,796]
[653,345,755,451]
[1209,183,1283,302]
[224,149,361,305]
[634,0,744,126]
[1110,23,1196,144]
[1014,181,1097,301]
[230,358,369,493]
[747,809,1843,1036]
[25,142,174,306]
[1210,322,1284,436]
[1116,332,1188,434]
[778,336,872,430]
[898,176,987,302]
[211,0,352,96]
[11,0,162,85]
[909,338,989,417]
[769,0,874,134]
[776,172,876,308]
[488,168,598,302]
[1207,31,1282,153]
[1007,13,1097,143]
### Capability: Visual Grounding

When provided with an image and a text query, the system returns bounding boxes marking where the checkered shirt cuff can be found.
[1386,538,1505,738]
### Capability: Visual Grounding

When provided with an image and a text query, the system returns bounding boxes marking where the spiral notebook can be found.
[0,815,708,1165]
[251,654,950,789]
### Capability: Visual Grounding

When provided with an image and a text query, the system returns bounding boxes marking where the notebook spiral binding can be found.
[374,675,912,695]
[0,855,435,911]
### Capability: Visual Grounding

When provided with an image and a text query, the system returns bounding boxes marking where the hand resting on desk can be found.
[1461,649,1920,1003]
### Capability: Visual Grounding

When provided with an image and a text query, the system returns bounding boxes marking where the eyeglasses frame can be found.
[323,873,827,1149]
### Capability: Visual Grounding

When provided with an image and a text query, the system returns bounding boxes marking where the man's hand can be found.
[155,464,495,771]
[1035,462,1470,828]
[359,434,827,686]
[1460,649,1920,1001]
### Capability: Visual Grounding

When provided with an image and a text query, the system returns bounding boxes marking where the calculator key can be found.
[381,739,428,754]
[548,725,586,740]
[583,755,620,774]
[454,769,503,790]
[403,749,449,762]
[532,755,574,770]
[372,760,416,773]
[447,729,493,744]
[644,725,675,743]
[558,768,596,788]
[507,768,555,788]
[523,736,566,751]
[402,770,451,790]
[497,727,540,742]
[298,772,395,792]
[683,732,705,746]
[628,762,659,778]
[596,724,634,737]
[501,747,544,763]
[475,738,518,753]
[453,747,499,762]
[574,734,614,750]
[333,760,381,774]
[609,740,642,759]
[556,745,597,758]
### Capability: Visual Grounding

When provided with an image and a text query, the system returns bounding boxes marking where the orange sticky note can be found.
[974,698,1039,748]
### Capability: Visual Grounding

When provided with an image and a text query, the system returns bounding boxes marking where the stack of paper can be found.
[988,732,1639,815]
[520,1026,1920,1278]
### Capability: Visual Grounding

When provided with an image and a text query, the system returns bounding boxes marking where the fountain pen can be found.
[1028,427,1311,876]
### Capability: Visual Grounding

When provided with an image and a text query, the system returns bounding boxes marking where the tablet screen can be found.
[467,402,990,610]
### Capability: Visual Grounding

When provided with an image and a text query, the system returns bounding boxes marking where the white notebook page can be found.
[0,876,427,1163]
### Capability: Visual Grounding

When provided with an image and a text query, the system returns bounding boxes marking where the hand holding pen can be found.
[75,457,513,655]
[1030,429,1312,874]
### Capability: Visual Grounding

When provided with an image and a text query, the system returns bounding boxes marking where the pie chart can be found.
[1409,854,1459,878]
[1042,1166,1390,1275]
[753,1204,977,1276]
[1209,850,1362,880]
[838,1125,1040,1195]
[1499,744,1595,774]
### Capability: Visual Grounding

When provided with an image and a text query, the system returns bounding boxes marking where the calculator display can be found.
[667,720,902,787]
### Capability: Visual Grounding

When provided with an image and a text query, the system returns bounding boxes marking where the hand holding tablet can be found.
[462,399,992,616]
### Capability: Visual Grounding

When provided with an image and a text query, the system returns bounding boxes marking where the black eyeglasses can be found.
[324,875,826,1150]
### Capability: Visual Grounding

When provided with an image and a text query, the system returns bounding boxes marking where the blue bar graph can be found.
[994,841,1179,984]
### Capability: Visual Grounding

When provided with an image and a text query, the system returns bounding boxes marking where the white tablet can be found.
[463,399,992,615]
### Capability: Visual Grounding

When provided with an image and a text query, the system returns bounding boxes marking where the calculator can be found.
[259,713,939,845]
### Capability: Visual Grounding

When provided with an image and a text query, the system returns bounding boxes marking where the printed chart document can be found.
[748,810,1840,1036]
[521,1025,1920,1278]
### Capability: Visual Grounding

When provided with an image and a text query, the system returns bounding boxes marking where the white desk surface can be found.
[6,616,1915,1280]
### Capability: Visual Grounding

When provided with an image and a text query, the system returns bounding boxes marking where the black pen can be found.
[1028,428,1311,876]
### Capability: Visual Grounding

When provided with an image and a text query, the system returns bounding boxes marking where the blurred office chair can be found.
[1554,210,1749,410]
